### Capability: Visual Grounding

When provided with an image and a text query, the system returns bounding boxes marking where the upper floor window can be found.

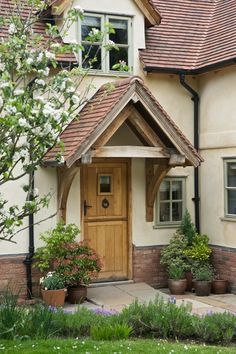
[224,159,236,217]
[156,177,186,227]
[79,14,132,73]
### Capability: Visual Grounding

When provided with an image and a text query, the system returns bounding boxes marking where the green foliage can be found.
[90,323,133,340]
[195,312,236,344]
[168,259,187,280]
[0,292,56,340]
[193,263,214,281]
[177,210,196,245]
[120,297,196,339]
[0,290,22,339]
[184,234,212,262]
[34,222,80,271]
[160,233,189,276]
[40,272,65,290]
[34,222,102,286]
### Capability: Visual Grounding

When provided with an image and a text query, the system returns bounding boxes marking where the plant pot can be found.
[194,281,211,296]
[212,280,228,294]
[41,288,66,307]
[67,285,87,304]
[168,278,187,295]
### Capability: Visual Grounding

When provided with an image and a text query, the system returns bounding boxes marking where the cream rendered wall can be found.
[0,172,29,255]
[34,168,58,249]
[66,170,81,230]
[200,148,236,247]
[199,67,236,247]
[132,159,194,246]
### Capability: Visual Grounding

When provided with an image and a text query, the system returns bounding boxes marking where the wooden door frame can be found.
[80,158,132,281]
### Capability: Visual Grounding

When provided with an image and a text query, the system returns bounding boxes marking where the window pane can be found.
[82,16,101,40]
[109,47,128,70]
[172,202,183,221]
[172,181,182,200]
[109,19,128,44]
[159,180,170,201]
[82,45,101,69]
[228,190,236,214]
[99,176,112,194]
[160,202,170,222]
[227,163,236,187]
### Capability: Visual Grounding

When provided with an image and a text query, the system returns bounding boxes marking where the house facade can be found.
[1,0,236,298]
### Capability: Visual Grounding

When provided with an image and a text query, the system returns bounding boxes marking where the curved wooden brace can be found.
[57,164,79,222]
[146,159,171,222]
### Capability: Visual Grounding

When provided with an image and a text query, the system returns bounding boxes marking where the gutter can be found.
[179,73,200,233]
[143,57,236,76]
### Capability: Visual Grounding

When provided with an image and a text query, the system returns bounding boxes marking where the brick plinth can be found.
[133,245,168,288]
[0,255,27,299]
[0,255,41,300]
[211,245,236,293]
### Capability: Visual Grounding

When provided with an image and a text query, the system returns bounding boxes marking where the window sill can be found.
[153,224,181,230]
[220,216,236,222]
[86,71,132,78]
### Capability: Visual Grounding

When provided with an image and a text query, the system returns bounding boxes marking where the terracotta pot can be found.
[168,278,187,295]
[67,285,87,304]
[41,288,66,307]
[212,280,228,294]
[194,281,211,296]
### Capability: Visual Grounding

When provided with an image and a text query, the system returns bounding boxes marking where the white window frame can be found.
[224,158,236,218]
[155,177,186,228]
[78,13,132,74]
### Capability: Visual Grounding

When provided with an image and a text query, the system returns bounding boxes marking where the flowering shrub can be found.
[40,272,65,290]
[53,241,102,286]
[0,1,124,242]
[35,223,102,286]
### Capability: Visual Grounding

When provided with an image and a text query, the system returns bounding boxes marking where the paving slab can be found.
[87,285,134,310]
[62,283,236,316]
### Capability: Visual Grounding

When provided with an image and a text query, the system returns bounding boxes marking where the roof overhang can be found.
[47,0,161,25]
[133,0,161,27]
[43,77,202,168]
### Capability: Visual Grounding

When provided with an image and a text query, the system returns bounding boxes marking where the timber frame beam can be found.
[57,164,79,221]
[145,153,186,222]
[146,159,171,222]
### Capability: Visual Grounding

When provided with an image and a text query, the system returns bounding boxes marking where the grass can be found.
[0,339,235,353]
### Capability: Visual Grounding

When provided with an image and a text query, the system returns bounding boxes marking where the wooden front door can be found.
[83,161,129,281]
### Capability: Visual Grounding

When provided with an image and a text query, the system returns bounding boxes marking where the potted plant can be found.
[212,274,228,294]
[160,233,188,294]
[53,241,102,304]
[40,271,66,307]
[177,210,197,291]
[35,222,102,304]
[167,259,188,295]
[192,263,214,296]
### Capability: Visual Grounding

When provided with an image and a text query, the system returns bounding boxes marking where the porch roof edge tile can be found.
[43,76,202,167]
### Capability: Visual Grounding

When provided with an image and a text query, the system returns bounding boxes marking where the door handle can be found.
[84,200,92,216]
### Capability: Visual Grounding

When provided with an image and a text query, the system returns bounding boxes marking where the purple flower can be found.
[92,308,118,316]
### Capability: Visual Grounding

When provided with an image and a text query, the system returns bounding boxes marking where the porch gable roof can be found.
[43,76,202,168]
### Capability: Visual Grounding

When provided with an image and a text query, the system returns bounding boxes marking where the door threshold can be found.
[89,280,134,288]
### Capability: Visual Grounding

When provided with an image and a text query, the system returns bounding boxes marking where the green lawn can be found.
[0,339,234,353]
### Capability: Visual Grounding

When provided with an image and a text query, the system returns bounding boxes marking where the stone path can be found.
[64,282,236,316]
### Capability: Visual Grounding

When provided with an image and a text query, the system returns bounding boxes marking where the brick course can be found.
[0,255,41,300]
[133,245,168,288]
[211,246,236,293]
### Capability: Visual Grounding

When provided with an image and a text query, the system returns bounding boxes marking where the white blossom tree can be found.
[0,0,120,242]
